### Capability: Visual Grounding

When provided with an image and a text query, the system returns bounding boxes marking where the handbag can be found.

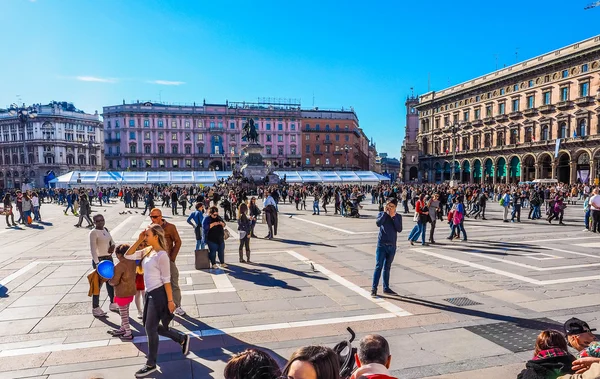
[194,249,210,270]
[413,212,419,222]
[239,230,247,239]
[223,228,230,240]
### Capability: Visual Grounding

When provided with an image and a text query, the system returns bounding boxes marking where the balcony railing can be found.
[556,100,574,110]
[508,111,523,119]
[495,114,508,122]
[539,104,555,113]
[522,108,537,116]
[575,96,595,106]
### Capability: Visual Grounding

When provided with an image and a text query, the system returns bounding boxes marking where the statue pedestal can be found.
[241,143,268,181]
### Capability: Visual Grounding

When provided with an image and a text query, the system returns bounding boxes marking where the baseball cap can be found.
[564,318,597,336]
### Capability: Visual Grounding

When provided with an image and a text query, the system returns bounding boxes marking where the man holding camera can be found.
[371,198,403,298]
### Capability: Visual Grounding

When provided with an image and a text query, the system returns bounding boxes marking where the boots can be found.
[239,250,246,263]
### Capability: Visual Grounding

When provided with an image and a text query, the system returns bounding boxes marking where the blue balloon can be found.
[97,260,115,279]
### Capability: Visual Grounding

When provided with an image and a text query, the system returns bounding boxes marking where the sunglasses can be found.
[150,215,160,219]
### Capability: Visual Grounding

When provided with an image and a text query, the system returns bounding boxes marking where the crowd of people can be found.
[3,179,600,378]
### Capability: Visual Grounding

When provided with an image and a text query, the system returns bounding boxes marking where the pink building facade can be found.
[102,101,303,171]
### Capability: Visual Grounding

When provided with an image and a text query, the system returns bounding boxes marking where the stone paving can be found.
[0,196,599,378]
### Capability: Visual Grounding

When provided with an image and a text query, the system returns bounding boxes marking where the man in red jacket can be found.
[351,334,397,379]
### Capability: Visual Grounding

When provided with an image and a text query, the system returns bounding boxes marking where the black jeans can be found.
[239,236,250,260]
[592,210,600,232]
[144,286,184,366]
[92,256,115,308]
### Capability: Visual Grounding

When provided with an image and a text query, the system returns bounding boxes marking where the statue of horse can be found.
[243,119,259,144]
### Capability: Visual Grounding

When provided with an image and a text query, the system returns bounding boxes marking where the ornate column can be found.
[492,165,497,185]
[551,162,557,179]
[534,163,540,180]
[590,160,595,185]
[469,168,474,184]
[520,166,525,183]
[570,160,577,184]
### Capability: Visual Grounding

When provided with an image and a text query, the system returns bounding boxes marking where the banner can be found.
[554,138,561,158]
[578,170,590,184]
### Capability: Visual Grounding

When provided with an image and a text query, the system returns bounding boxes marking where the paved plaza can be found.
[0,199,599,378]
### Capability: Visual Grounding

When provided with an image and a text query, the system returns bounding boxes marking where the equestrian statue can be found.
[242,118,259,144]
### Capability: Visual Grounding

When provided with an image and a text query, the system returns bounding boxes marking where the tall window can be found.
[185,145,191,154]
[474,109,480,120]
[510,129,518,144]
[562,70,569,78]
[484,134,491,147]
[496,132,504,146]
[525,127,533,142]
[527,95,534,109]
[560,122,567,138]
[129,144,136,153]
[230,122,235,129]
[172,145,178,154]
[158,132,164,140]
[129,132,136,140]
[582,64,589,73]
[145,145,151,154]
[305,144,310,153]
[560,87,569,101]
[144,120,149,127]
[580,82,590,97]
[541,126,549,141]
[512,99,520,112]
[463,110,469,121]
[486,105,492,117]
[543,92,551,105]
[499,103,505,115]
[577,119,586,137]
[158,120,163,127]
[159,145,165,154]
[129,120,135,127]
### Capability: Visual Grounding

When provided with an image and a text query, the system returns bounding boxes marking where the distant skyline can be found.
[1,0,599,159]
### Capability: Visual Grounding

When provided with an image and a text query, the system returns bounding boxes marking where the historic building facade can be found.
[102,100,303,171]
[416,35,600,184]
[301,109,370,171]
[400,95,420,182]
[0,102,103,189]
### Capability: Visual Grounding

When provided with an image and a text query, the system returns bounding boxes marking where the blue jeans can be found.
[532,205,541,219]
[313,201,319,215]
[408,221,427,244]
[33,206,40,221]
[195,239,206,250]
[65,202,74,213]
[585,209,591,229]
[207,240,225,265]
[372,244,396,292]
[449,221,467,240]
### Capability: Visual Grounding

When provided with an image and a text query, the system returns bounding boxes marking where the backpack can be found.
[499,197,505,206]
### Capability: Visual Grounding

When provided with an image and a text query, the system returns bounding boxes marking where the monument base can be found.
[241,143,268,181]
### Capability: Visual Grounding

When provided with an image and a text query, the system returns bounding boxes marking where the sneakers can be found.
[181,334,190,356]
[370,289,377,298]
[212,264,218,269]
[174,307,186,316]
[220,263,228,268]
[583,228,589,232]
[109,303,119,312]
[137,312,143,319]
[383,289,398,296]
[92,307,107,317]
[135,365,157,378]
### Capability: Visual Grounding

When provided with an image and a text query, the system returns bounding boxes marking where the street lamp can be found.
[343,145,352,171]
[445,121,459,184]
[8,103,38,185]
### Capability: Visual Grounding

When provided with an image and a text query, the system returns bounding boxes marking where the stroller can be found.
[344,199,360,218]
[333,327,357,379]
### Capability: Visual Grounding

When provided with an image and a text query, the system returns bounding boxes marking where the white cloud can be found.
[76,76,117,83]
[148,80,185,86]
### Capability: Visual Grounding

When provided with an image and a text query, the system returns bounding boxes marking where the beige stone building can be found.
[416,35,600,185]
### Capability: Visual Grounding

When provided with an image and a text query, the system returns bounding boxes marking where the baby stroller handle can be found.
[347,327,355,343]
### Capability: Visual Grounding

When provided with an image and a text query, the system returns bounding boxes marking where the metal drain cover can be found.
[443,297,482,307]
[465,318,561,353]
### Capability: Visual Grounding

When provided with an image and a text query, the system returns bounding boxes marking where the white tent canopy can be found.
[51,170,390,188]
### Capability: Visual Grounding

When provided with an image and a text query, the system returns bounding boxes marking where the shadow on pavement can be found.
[225,264,302,291]
[270,238,336,248]
[383,295,561,331]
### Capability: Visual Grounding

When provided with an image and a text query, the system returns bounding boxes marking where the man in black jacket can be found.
[371,198,402,298]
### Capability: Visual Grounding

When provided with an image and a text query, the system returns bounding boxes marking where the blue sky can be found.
[1,0,599,159]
